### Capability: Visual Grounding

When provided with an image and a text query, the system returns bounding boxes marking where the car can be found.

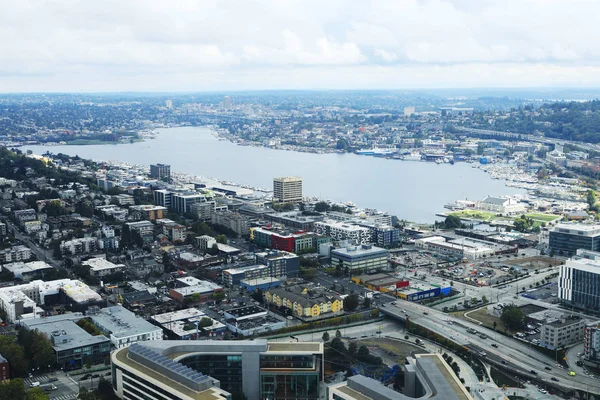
[48,377,58,382]
[491,343,498,348]
[568,371,576,376]
[286,316,293,320]
[501,360,507,364]
[376,330,381,334]
[423,311,429,315]
[551,377,559,382]
[391,302,397,305]
[539,389,547,394]
[479,351,487,357]
[381,304,386,308]
[545,367,552,371]
[530,370,538,375]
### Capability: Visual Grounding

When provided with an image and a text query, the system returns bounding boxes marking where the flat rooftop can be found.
[2,261,53,276]
[152,308,205,325]
[83,258,125,272]
[331,245,388,257]
[23,319,109,351]
[225,305,267,319]
[90,306,161,339]
[223,264,268,275]
[266,342,322,353]
[114,347,226,400]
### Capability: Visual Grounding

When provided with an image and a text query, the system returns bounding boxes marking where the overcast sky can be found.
[1,0,599,92]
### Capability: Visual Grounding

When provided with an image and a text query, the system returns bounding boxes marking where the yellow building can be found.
[265,287,343,319]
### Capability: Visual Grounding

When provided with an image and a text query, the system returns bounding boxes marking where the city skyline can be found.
[2,1,600,92]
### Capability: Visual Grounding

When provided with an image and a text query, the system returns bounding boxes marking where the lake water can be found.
[23,126,524,223]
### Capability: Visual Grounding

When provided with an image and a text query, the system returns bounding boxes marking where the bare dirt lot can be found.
[504,256,563,270]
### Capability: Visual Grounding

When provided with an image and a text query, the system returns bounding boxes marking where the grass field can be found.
[449,210,497,221]
[453,308,519,336]
[524,213,561,222]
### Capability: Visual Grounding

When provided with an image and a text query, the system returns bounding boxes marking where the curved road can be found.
[381,301,600,395]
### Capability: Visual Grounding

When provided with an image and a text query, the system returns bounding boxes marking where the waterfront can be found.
[23,126,525,223]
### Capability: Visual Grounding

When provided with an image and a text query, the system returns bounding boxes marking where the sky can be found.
[1,0,600,92]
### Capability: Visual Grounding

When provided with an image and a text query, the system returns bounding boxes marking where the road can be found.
[24,372,78,400]
[381,301,600,395]
[3,219,60,268]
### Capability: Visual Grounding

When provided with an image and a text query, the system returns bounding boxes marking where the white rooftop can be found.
[151,308,205,325]
[82,258,125,272]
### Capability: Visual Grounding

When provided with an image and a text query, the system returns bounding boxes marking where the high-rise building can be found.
[273,176,303,203]
[558,249,600,310]
[165,99,173,109]
[111,340,323,400]
[149,164,171,181]
[223,95,231,109]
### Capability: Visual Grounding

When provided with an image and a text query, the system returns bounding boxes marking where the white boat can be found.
[402,152,422,161]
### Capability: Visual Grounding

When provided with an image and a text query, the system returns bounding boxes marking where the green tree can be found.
[587,190,597,209]
[443,215,463,229]
[78,387,98,400]
[322,332,330,342]
[348,341,358,358]
[482,295,488,303]
[216,234,228,244]
[26,387,49,400]
[30,331,55,370]
[198,317,213,328]
[343,293,360,312]
[96,378,119,400]
[212,291,226,304]
[363,297,371,308]
[501,305,525,330]
[0,336,28,377]
[314,201,331,212]
[162,252,173,273]
[335,329,342,340]
[0,378,26,399]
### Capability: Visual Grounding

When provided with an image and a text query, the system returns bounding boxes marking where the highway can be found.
[381,301,600,395]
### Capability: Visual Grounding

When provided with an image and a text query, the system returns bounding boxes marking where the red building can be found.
[270,233,295,253]
[0,353,9,381]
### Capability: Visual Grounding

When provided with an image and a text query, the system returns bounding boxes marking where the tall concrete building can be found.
[150,164,171,181]
[111,340,323,400]
[273,176,303,203]
[165,100,173,109]
[223,95,231,109]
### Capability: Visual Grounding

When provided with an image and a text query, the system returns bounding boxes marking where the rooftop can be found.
[267,342,322,353]
[82,258,125,272]
[22,318,109,351]
[152,308,205,325]
[113,346,226,400]
[2,261,53,276]
[225,305,267,319]
[90,306,161,339]
[223,264,268,275]
[331,245,389,257]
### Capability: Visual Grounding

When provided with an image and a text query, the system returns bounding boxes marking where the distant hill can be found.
[471,100,600,143]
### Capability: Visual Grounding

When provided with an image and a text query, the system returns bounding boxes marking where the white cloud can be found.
[0,0,599,91]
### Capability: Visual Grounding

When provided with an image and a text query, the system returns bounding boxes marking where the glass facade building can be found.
[260,354,322,400]
[181,354,244,395]
[549,224,600,256]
